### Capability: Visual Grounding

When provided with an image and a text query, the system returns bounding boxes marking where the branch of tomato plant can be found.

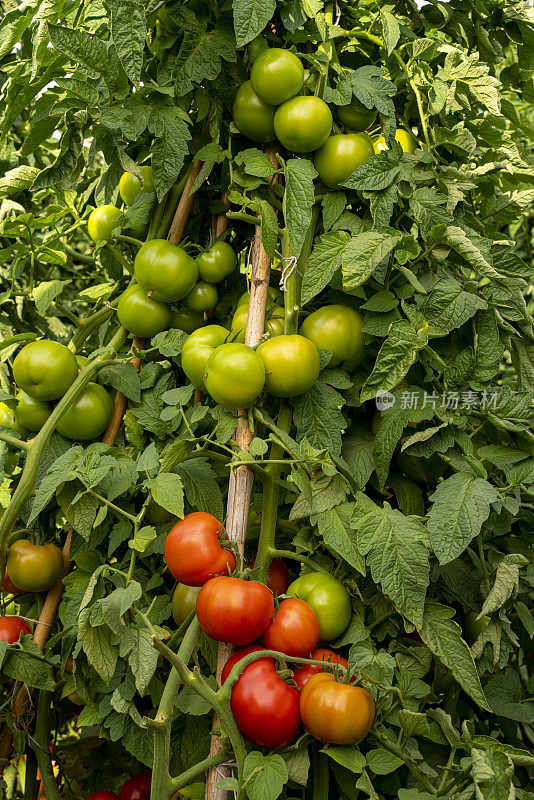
[312,749,329,800]
[30,691,59,800]
[368,731,436,794]
[0,431,29,451]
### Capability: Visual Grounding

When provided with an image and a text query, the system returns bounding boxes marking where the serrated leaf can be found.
[316,502,366,574]
[233,0,276,47]
[342,230,400,292]
[301,230,349,305]
[148,472,184,518]
[243,752,288,800]
[361,321,429,403]
[283,158,317,258]
[480,554,528,616]
[31,279,70,315]
[108,0,146,85]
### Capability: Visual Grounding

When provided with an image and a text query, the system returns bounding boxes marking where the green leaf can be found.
[301,230,349,305]
[233,0,276,47]
[322,745,366,773]
[149,107,192,201]
[350,65,396,116]
[243,752,288,800]
[108,0,146,86]
[148,472,184,518]
[259,200,279,262]
[100,363,141,402]
[480,554,528,616]
[420,602,489,710]
[175,29,236,95]
[176,459,224,520]
[342,230,400,292]
[424,276,488,336]
[31,279,70,315]
[341,424,375,490]
[129,525,157,553]
[342,148,402,191]
[283,158,317,258]
[282,748,310,785]
[366,748,404,775]
[291,373,347,456]
[316,502,366,575]
[427,473,499,564]
[380,10,400,56]
[484,668,534,722]
[47,23,110,78]
[78,607,118,685]
[0,165,40,198]
[352,493,429,627]
[360,320,429,403]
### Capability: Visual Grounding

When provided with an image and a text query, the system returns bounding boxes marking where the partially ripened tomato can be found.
[181,325,229,389]
[56,383,113,441]
[300,673,375,744]
[336,98,378,132]
[204,343,265,410]
[0,615,31,643]
[164,512,235,586]
[134,239,198,303]
[250,48,304,106]
[221,646,301,748]
[274,96,332,152]
[117,284,172,339]
[262,597,320,657]
[233,81,276,143]
[14,391,50,432]
[88,205,122,241]
[257,334,320,397]
[300,305,365,371]
[197,242,237,284]
[314,133,374,189]
[184,281,218,312]
[292,648,349,690]
[119,166,154,207]
[287,572,352,640]
[13,340,79,402]
[196,577,274,646]
[7,539,63,592]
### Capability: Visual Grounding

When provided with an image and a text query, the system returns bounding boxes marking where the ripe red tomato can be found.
[292,648,349,690]
[300,673,375,744]
[119,772,151,800]
[85,793,119,800]
[262,598,320,657]
[221,646,301,748]
[164,512,235,586]
[266,558,290,597]
[0,616,31,643]
[196,577,274,646]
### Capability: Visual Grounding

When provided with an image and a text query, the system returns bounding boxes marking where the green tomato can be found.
[14,391,50,432]
[170,307,204,333]
[117,284,172,338]
[87,205,122,242]
[374,128,417,155]
[231,303,285,342]
[197,242,237,284]
[13,340,78,401]
[185,281,218,313]
[464,611,491,645]
[0,402,26,436]
[395,450,447,483]
[300,305,365,371]
[204,343,265,410]
[314,133,374,189]
[274,96,332,153]
[134,239,198,303]
[56,383,113,441]
[288,572,351,640]
[336,98,378,131]
[257,334,320,397]
[250,48,304,106]
[233,81,276,143]
[146,500,173,525]
[237,286,283,309]
[182,325,229,389]
[119,166,155,207]
[172,583,201,626]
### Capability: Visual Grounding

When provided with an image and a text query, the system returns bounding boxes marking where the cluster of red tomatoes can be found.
[164,512,375,748]
[233,47,417,188]
[85,770,151,800]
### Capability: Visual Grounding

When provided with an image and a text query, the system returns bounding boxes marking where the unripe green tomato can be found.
[288,572,351,640]
[300,305,365,371]
[172,583,201,626]
[196,242,237,284]
[204,343,265,410]
[119,166,154,207]
[237,286,283,309]
[182,325,229,389]
[14,391,50,432]
[250,48,304,106]
[117,284,172,338]
[185,282,218,313]
[0,402,26,436]
[257,334,320,397]
[464,611,491,645]
[336,98,378,131]
[7,539,63,593]
[170,307,204,333]
[374,128,417,155]
[314,133,374,189]
[88,205,122,241]
[13,340,79,401]
[233,81,276,143]
[231,303,284,342]
[274,96,332,153]
[395,450,447,483]
[134,239,198,303]
[56,383,113,441]
[146,500,173,524]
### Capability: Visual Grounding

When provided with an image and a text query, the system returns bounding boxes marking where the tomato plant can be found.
[314,133,375,189]
[203,343,265,409]
[119,167,154,208]
[117,284,173,339]
[196,242,237,284]
[181,324,229,389]
[56,383,113,441]
[250,49,304,106]
[233,81,276,143]
[274,96,332,152]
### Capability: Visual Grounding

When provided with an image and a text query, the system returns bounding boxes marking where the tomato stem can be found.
[31,691,59,800]
[312,748,329,800]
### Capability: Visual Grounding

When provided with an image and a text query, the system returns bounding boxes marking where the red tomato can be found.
[0,615,31,643]
[1,570,24,595]
[266,558,290,597]
[164,512,236,586]
[221,646,301,748]
[292,648,349,690]
[262,598,320,657]
[196,577,274,646]
[84,793,118,800]
[119,772,151,800]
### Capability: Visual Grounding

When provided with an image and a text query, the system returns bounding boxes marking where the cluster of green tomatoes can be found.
[233,47,416,187]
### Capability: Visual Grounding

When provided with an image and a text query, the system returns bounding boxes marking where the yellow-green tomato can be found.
[56,383,113,441]
[374,128,417,155]
[119,166,155,207]
[172,583,201,626]
[14,391,50,432]
[197,242,237,283]
[134,239,198,303]
[233,81,276,143]
[147,500,173,524]
[170,307,204,333]
[117,284,172,338]
[314,133,374,190]
[250,48,304,106]
[300,305,365,371]
[13,340,79,401]
[274,96,333,153]
[0,402,26,436]
[87,205,122,241]
[181,325,229,389]
[185,282,218,313]
[231,303,285,342]
[336,98,378,131]
[257,335,320,397]
[204,343,265,410]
